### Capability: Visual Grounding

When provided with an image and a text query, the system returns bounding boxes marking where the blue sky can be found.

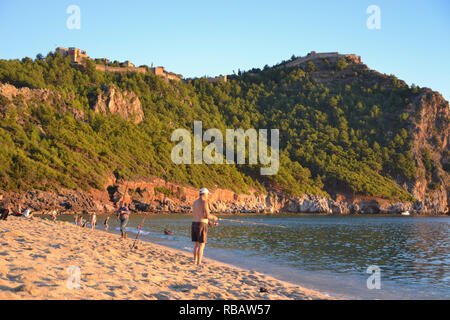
[1,0,449,101]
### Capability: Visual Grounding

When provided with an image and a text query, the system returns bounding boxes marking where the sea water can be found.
[54,214,450,299]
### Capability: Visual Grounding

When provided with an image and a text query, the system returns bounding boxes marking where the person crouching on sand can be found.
[117,202,130,239]
[0,202,11,221]
[191,188,218,266]
[22,208,33,218]
[15,203,22,216]
[0,195,7,221]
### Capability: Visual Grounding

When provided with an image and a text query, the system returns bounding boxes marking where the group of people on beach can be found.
[0,199,35,220]
[1,187,218,266]
[99,188,217,266]
[0,194,62,222]
[70,203,128,236]
[74,212,99,230]
[111,188,217,266]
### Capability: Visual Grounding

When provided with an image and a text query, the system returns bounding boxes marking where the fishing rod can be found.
[218,218,287,229]
[130,216,146,250]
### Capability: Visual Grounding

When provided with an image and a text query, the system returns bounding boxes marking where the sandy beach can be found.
[0,216,331,300]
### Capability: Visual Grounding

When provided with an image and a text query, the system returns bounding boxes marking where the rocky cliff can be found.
[406,88,449,213]
[0,83,85,121]
[92,85,144,124]
[0,83,145,125]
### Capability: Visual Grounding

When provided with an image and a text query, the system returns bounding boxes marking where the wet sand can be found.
[0,216,331,300]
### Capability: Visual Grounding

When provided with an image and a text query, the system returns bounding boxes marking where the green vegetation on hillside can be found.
[0,52,421,200]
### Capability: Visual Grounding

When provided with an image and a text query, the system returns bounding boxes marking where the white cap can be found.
[199,188,209,195]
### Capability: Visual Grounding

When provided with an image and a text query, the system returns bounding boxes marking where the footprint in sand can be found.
[7,274,22,281]
[153,292,171,300]
[169,283,199,293]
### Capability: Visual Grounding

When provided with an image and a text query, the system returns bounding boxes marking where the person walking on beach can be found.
[51,208,57,221]
[104,216,110,231]
[74,214,79,226]
[191,188,218,266]
[117,202,130,239]
[91,213,97,230]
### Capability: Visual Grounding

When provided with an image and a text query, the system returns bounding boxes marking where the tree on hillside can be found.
[336,58,347,71]
[306,62,316,72]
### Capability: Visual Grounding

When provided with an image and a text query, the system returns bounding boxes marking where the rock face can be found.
[0,83,53,102]
[0,178,445,215]
[92,85,144,124]
[283,195,332,213]
[1,189,99,213]
[0,83,85,120]
[0,83,145,125]
[405,89,449,214]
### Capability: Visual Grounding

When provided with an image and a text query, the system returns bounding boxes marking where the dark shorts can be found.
[120,217,129,232]
[191,222,208,243]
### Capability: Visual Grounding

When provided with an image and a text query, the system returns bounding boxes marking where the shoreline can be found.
[37,209,449,217]
[0,216,332,300]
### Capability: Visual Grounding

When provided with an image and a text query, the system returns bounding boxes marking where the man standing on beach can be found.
[117,201,130,239]
[192,188,218,266]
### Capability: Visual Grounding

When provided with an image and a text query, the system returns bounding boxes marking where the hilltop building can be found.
[149,66,183,82]
[120,60,135,68]
[281,51,363,68]
[55,47,183,81]
[150,66,166,77]
[55,47,88,63]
